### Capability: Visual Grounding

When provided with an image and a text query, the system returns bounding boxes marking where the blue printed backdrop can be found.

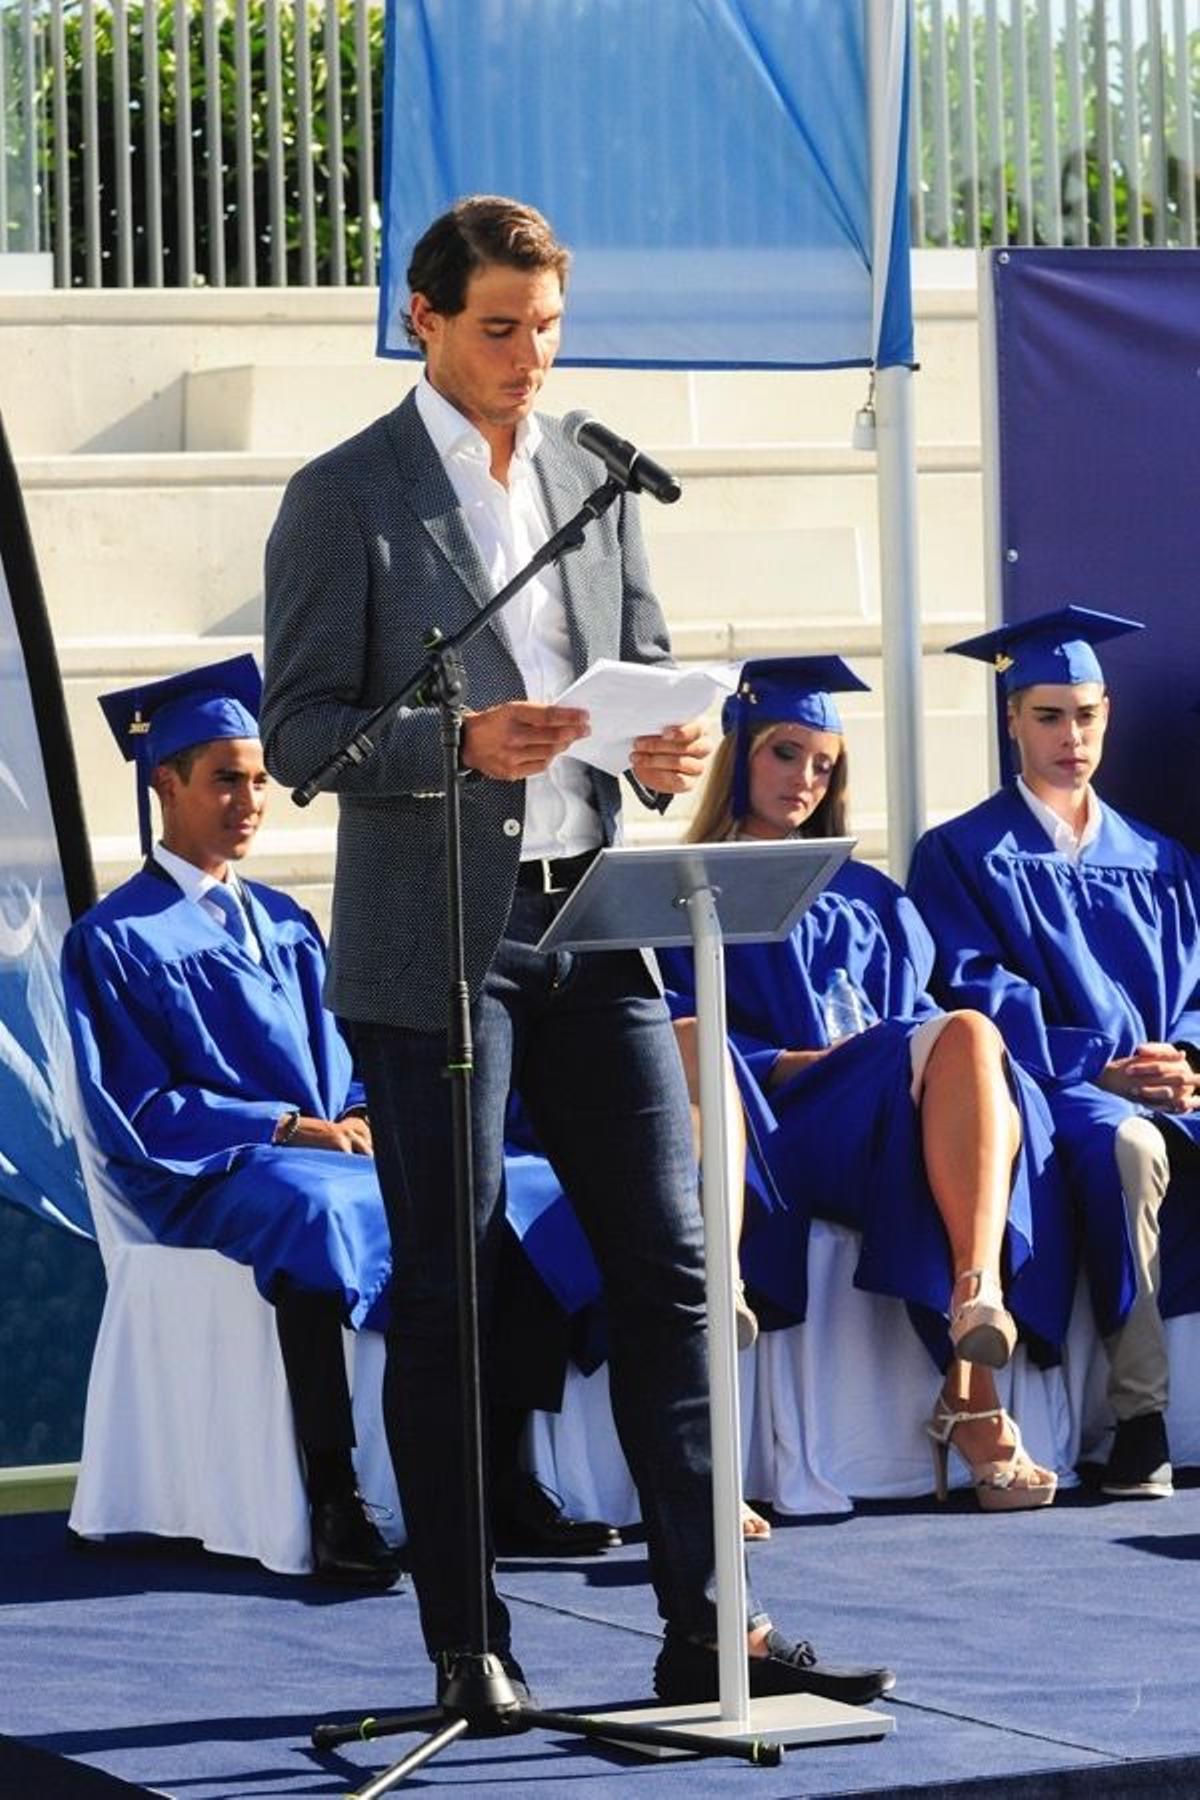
[1,417,102,1466]
[0,545,89,1236]
[379,0,913,370]
[992,249,1200,850]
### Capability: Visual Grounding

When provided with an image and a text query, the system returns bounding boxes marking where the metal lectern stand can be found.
[538,835,895,1755]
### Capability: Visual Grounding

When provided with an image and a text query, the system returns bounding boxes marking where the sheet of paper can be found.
[557,659,739,776]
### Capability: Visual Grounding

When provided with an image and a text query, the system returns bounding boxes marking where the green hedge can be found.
[41,0,383,287]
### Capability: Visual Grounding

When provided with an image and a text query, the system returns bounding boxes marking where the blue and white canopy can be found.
[378,0,913,372]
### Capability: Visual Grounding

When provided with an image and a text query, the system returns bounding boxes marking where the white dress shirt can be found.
[415,378,600,860]
[1016,774,1102,865]
[153,841,262,962]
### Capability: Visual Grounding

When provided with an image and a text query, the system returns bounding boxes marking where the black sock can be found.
[488,1402,529,1502]
[304,1447,357,1505]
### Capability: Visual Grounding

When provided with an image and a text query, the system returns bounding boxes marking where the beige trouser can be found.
[1103,1115,1171,1420]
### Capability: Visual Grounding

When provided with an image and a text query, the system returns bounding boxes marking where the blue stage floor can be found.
[4,1476,1200,1798]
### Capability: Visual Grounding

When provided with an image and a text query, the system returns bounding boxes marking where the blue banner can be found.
[379,0,913,371]
[0,414,94,1234]
[991,249,1200,849]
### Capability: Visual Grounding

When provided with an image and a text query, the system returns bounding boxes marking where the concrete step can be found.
[21,444,984,639]
[180,313,980,453]
[1,288,379,456]
[0,253,981,456]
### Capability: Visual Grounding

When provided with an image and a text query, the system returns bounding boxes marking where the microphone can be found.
[567,413,683,505]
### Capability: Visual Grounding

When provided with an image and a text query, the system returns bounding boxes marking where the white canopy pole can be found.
[866,0,925,878]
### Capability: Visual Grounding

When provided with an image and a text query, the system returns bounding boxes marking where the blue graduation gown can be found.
[909,786,1200,1335]
[62,863,392,1328]
[658,859,1073,1361]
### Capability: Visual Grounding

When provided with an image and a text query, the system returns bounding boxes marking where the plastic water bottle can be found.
[822,966,875,1044]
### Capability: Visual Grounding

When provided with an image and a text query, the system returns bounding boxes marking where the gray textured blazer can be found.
[261,390,672,1031]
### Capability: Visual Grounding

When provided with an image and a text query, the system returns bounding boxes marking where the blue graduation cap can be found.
[99,654,262,856]
[721,655,870,821]
[946,605,1143,695]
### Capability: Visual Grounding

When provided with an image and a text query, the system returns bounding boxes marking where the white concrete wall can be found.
[6,253,994,925]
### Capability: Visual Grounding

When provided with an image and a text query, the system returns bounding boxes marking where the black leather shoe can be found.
[310,1492,404,1587]
[435,1649,532,1708]
[491,1472,620,1556]
[654,1628,895,1708]
[1101,1411,1174,1498]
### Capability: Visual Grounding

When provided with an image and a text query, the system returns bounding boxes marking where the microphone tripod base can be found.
[312,1649,883,1794]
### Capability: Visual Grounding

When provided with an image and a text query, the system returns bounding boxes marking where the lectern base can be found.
[579,1692,895,1758]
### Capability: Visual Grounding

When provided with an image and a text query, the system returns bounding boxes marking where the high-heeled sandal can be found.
[926,1396,1057,1511]
[948,1267,1017,1369]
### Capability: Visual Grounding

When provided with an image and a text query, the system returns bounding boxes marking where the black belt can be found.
[516,850,598,894]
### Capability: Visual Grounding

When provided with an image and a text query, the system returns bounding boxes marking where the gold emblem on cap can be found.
[128,709,151,735]
[993,653,1014,674]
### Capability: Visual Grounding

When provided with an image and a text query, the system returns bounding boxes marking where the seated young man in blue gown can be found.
[63,655,617,1576]
[658,657,1073,1511]
[62,656,403,1584]
[909,606,1200,1500]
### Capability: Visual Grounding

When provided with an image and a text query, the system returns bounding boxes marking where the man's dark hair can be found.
[402,195,570,348]
[156,744,203,783]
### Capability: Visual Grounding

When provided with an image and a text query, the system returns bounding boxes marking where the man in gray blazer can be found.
[261,195,892,1709]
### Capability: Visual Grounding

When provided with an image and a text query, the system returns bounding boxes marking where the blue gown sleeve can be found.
[64,923,285,1166]
[908,828,1115,1085]
[294,905,367,1116]
[887,889,944,1024]
[660,948,787,1089]
[1164,846,1200,1049]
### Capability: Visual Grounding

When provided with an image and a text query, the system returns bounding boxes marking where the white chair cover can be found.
[531,1220,1077,1521]
[528,1343,765,1527]
[70,1071,1200,1567]
[1060,1277,1200,1467]
[68,1080,402,1574]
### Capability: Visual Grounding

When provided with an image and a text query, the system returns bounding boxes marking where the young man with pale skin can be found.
[909,605,1200,1500]
[262,195,895,1708]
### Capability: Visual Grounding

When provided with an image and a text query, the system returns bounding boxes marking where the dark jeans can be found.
[273,1278,355,1454]
[354,887,746,1658]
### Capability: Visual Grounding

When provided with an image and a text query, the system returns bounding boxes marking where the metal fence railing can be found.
[915,0,1199,248]
[1,0,381,285]
[1,0,1198,287]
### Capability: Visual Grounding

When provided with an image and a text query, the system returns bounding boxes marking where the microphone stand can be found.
[294,477,782,1793]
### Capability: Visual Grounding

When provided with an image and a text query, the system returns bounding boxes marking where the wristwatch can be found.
[274,1109,301,1144]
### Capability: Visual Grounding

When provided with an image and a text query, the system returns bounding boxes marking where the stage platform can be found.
[3,1474,1200,1798]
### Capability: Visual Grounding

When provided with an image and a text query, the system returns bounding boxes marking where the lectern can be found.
[539,836,895,1753]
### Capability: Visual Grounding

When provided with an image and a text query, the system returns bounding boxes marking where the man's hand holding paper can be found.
[554,658,736,789]
[630,719,713,794]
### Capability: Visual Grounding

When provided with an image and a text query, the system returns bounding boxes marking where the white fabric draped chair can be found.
[67,1080,401,1575]
[531,1220,1077,1524]
[69,1083,1200,1564]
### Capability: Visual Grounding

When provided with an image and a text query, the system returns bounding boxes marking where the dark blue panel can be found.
[994,248,1200,848]
[0,1206,103,1464]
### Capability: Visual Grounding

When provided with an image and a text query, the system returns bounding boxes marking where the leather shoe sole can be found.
[493,1520,616,1556]
[1100,1469,1174,1499]
[654,1631,895,1708]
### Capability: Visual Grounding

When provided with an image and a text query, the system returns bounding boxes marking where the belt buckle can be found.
[520,857,556,894]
